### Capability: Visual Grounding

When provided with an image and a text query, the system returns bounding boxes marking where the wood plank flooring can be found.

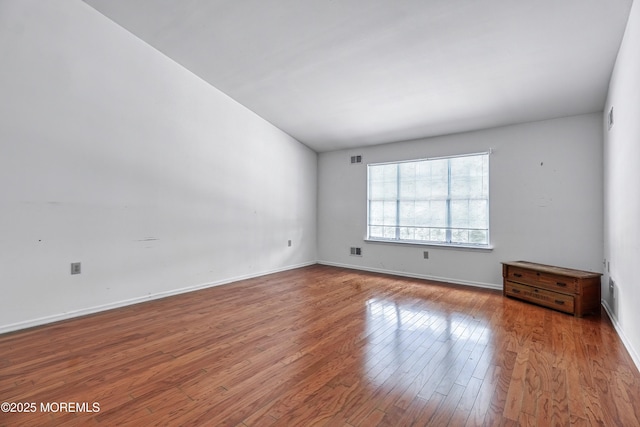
[1,264,639,426]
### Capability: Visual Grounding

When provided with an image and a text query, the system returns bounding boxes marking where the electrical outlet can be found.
[423,251,429,259]
[288,240,292,247]
[609,277,615,299]
[350,247,362,256]
[71,262,81,275]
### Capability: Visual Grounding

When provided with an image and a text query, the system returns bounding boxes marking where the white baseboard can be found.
[317,260,502,291]
[0,261,316,335]
[601,300,640,373]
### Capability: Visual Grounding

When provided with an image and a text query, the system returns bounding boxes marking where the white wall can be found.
[603,0,640,368]
[318,114,603,288]
[0,0,317,332]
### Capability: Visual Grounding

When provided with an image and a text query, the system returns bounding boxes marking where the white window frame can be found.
[366,152,491,249]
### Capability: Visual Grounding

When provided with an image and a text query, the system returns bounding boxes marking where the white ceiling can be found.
[83,0,633,152]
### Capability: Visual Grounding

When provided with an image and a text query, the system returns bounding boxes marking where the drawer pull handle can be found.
[555,300,565,305]
[513,273,522,278]
[512,288,520,294]
[556,282,567,287]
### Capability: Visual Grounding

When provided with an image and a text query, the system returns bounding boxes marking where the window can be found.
[367,152,489,247]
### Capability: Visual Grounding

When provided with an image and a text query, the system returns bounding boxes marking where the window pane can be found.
[430,228,446,242]
[369,164,397,200]
[428,159,448,199]
[468,200,488,228]
[369,201,384,225]
[427,200,447,228]
[399,226,415,240]
[450,200,470,228]
[412,228,425,241]
[451,228,469,243]
[369,181,382,199]
[469,230,488,245]
[450,155,488,199]
[382,180,397,199]
[369,225,384,238]
[399,162,416,200]
[383,201,396,225]
[399,201,415,226]
[382,226,396,239]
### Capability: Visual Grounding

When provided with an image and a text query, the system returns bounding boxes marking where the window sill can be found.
[364,238,493,252]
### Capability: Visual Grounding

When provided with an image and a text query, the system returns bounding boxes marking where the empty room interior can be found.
[1,0,640,425]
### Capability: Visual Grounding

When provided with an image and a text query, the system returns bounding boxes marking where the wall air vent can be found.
[350,155,362,164]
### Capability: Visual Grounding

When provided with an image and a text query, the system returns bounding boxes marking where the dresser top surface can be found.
[502,261,602,279]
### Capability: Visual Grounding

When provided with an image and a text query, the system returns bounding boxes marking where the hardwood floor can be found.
[1,264,638,426]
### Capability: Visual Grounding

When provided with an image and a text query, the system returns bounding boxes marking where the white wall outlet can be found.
[609,277,615,299]
[71,262,81,275]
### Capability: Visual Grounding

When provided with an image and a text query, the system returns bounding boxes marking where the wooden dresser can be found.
[502,261,601,317]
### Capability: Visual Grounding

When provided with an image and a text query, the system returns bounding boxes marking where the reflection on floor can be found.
[0,264,638,426]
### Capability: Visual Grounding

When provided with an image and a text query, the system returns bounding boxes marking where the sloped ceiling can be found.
[83,0,633,152]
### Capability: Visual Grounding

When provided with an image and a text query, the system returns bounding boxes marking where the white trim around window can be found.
[367,152,491,249]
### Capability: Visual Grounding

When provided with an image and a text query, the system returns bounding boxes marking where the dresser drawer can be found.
[502,261,601,317]
[504,281,575,314]
[506,266,578,293]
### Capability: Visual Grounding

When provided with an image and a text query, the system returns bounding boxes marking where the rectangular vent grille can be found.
[350,247,362,256]
[350,155,362,164]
